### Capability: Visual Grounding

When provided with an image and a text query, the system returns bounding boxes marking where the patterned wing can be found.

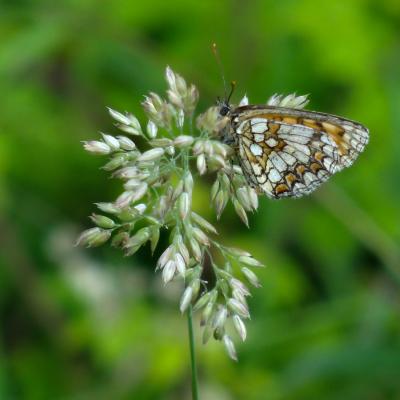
[231,108,369,199]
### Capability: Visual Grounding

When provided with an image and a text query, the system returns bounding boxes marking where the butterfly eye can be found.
[219,105,230,116]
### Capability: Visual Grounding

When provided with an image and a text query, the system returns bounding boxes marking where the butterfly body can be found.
[220,103,369,199]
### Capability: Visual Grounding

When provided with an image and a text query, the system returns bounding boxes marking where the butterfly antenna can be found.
[212,43,228,101]
[227,80,236,103]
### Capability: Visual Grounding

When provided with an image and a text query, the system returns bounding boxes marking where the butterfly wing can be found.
[230,106,369,199]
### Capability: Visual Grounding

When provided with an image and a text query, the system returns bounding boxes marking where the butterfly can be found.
[218,94,369,199]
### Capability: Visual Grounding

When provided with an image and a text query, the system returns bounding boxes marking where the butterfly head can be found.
[217,80,236,116]
[217,100,231,116]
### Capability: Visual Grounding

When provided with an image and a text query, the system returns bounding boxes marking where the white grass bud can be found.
[248,187,259,210]
[213,306,227,330]
[162,260,176,283]
[90,214,115,229]
[115,184,147,208]
[175,74,187,94]
[238,256,264,268]
[176,109,185,128]
[232,315,247,341]
[203,141,214,156]
[226,247,252,257]
[196,106,221,133]
[108,107,131,125]
[178,192,190,219]
[213,141,231,158]
[142,96,157,115]
[76,227,111,247]
[101,133,120,151]
[149,226,159,254]
[111,231,129,248]
[176,238,190,265]
[95,202,120,214]
[134,203,147,214]
[167,90,184,109]
[124,179,142,190]
[113,167,138,179]
[236,187,252,211]
[132,183,148,202]
[127,114,142,134]
[189,238,202,262]
[115,191,135,208]
[211,179,219,202]
[117,136,136,151]
[187,84,199,113]
[174,253,186,275]
[192,227,210,246]
[103,154,127,171]
[241,267,261,287]
[227,298,250,319]
[192,140,204,155]
[165,66,177,90]
[149,138,172,147]
[166,146,175,156]
[229,278,250,297]
[193,290,213,311]
[174,135,194,148]
[117,124,141,135]
[83,141,110,155]
[196,154,206,175]
[147,120,158,138]
[220,173,230,190]
[214,190,228,219]
[223,335,238,361]
[191,212,217,234]
[179,286,193,313]
[157,245,174,269]
[233,199,249,227]
[172,181,184,201]
[125,227,150,248]
[201,301,214,326]
[202,323,213,345]
[184,171,193,194]
[137,148,164,162]
[232,288,247,305]
[210,155,225,169]
[190,279,201,298]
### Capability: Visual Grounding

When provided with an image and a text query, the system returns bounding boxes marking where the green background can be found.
[1,0,400,399]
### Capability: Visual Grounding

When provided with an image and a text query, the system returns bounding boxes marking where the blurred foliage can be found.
[1,0,400,399]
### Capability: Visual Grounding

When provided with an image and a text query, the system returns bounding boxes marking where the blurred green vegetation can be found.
[1,0,400,399]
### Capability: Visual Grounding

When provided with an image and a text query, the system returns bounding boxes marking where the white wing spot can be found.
[292,150,309,163]
[321,135,334,145]
[268,168,281,183]
[279,134,310,144]
[254,133,264,142]
[287,142,311,155]
[280,151,297,166]
[251,118,267,125]
[304,172,317,185]
[252,122,268,133]
[292,125,314,137]
[266,137,278,147]
[250,143,263,156]
[277,125,293,134]
[270,152,287,172]
[323,157,335,172]
[261,180,273,193]
[252,163,262,175]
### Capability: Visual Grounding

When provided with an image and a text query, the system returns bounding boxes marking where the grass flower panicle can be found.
[79,66,270,361]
